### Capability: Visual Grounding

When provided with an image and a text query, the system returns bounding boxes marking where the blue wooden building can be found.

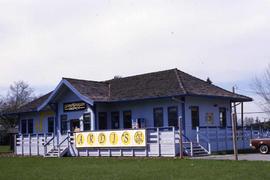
[13,69,252,157]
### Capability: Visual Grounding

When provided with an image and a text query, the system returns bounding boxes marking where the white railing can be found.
[196,127,211,155]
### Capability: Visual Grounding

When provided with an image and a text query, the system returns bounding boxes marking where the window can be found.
[21,120,27,134]
[123,111,132,129]
[98,112,107,130]
[191,106,199,129]
[154,108,163,127]
[168,106,178,127]
[111,112,120,129]
[83,113,91,131]
[61,115,68,134]
[21,119,33,134]
[47,117,54,133]
[219,108,227,128]
[28,119,33,134]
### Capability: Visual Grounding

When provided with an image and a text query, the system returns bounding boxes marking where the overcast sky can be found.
[0,0,270,119]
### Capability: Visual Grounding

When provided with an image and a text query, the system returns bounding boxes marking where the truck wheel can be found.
[259,144,269,154]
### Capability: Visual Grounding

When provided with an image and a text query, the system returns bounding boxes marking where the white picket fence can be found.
[15,134,54,156]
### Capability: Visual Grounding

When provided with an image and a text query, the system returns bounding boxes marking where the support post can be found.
[232,87,238,160]
[178,116,183,159]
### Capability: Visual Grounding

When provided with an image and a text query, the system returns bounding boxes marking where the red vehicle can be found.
[250,138,270,154]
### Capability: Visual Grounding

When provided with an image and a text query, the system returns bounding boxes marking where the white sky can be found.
[0,0,270,119]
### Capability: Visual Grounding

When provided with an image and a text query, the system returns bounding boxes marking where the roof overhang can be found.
[37,79,94,111]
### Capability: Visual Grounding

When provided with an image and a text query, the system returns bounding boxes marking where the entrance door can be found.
[70,119,80,132]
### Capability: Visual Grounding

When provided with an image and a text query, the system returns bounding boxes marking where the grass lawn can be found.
[0,145,11,153]
[0,157,268,180]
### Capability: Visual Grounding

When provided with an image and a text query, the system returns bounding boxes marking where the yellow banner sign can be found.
[75,129,146,148]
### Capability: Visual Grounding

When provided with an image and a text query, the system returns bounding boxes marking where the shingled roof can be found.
[17,68,252,113]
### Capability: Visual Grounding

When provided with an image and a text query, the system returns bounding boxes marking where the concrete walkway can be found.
[192,153,270,161]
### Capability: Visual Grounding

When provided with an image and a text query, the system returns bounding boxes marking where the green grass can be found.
[0,157,269,180]
[0,145,11,153]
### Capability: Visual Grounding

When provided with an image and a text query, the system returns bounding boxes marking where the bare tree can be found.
[253,65,270,115]
[0,81,35,129]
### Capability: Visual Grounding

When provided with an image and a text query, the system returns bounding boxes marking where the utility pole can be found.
[178,116,183,159]
[232,86,238,160]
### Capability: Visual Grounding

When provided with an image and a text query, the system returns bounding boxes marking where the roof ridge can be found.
[174,69,187,94]
[105,68,177,82]
[63,77,107,84]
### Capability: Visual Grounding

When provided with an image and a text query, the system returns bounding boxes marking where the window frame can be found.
[191,106,200,129]
[168,106,178,127]
[21,119,27,134]
[47,117,55,134]
[83,113,91,131]
[123,110,132,129]
[98,112,108,130]
[153,107,164,128]
[111,111,120,129]
[219,107,227,128]
[60,114,68,135]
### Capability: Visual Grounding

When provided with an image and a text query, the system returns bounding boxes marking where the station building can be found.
[13,69,252,157]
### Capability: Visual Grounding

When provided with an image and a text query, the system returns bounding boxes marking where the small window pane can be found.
[61,115,68,134]
[98,112,107,130]
[219,108,227,128]
[123,111,132,129]
[28,119,33,134]
[21,120,27,134]
[111,112,120,129]
[48,117,54,133]
[83,113,91,131]
[168,107,178,127]
[191,107,199,129]
[154,108,163,127]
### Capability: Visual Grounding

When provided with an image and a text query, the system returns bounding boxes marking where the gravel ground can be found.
[192,153,270,161]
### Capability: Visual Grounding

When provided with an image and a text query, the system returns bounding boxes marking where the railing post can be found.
[21,135,24,156]
[208,143,211,155]
[58,145,60,157]
[173,127,176,156]
[14,134,17,155]
[216,126,218,152]
[157,128,160,157]
[37,134,39,156]
[225,127,228,151]
[29,134,31,156]
[44,133,47,156]
[190,141,193,157]
[196,126,199,143]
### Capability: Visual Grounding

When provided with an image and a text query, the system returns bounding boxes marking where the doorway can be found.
[70,119,80,132]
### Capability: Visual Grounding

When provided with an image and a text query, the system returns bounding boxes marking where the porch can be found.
[14,125,267,157]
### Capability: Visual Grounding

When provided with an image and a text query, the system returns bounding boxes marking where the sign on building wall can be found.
[206,112,214,125]
[75,129,146,148]
[64,101,86,112]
